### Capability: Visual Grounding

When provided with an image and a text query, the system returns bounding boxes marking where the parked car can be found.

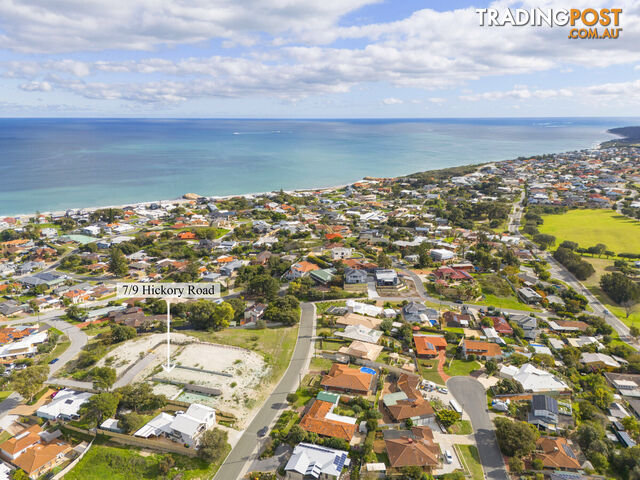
[49,358,59,364]
[257,426,268,437]
[444,450,453,464]
[437,387,448,394]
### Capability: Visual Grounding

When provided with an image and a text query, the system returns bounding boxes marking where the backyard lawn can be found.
[0,390,13,402]
[65,444,229,480]
[449,420,473,435]
[188,325,298,383]
[457,444,485,480]
[538,209,640,254]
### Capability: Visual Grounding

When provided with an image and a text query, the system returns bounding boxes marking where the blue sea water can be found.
[0,117,636,216]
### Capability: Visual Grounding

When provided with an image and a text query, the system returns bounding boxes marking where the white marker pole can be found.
[164,298,174,372]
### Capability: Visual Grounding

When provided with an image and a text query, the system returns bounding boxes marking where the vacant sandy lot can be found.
[152,342,268,426]
[96,332,193,377]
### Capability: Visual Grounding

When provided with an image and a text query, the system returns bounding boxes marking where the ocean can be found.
[0,117,635,216]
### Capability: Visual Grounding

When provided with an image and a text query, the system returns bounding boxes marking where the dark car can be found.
[48,358,59,364]
[257,427,268,437]
[454,300,463,305]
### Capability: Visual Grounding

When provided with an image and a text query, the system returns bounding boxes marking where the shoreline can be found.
[3,124,628,220]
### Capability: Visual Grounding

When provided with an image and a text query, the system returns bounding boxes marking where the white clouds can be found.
[1,0,639,110]
[19,81,52,92]
[0,0,380,53]
[459,81,640,104]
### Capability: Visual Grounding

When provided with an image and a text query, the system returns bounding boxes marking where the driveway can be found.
[212,302,316,480]
[448,377,508,480]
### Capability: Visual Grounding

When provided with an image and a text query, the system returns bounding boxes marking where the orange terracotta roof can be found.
[321,363,373,394]
[463,339,502,357]
[13,441,71,475]
[413,336,447,357]
[385,426,440,468]
[536,437,581,470]
[0,424,42,455]
[299,400,356,441]
[292,261,320,273]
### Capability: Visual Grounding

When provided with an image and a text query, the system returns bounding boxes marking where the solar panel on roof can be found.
[562,444,576,459]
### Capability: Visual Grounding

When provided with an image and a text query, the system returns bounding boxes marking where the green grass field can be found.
[445,359,481,377]
[457,444,485,480]
[188,325,298,383]
[65,444,228,480]
[580,257,640,328]
[417,358,445,385]
[449,420,473,435]
[539,209,640,254]
[0,390,13,402]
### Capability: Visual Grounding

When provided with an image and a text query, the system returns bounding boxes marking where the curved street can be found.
[448,376,508,480]
[212,302,316,480]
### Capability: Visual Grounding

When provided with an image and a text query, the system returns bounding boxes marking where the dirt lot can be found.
[151,342,268,427]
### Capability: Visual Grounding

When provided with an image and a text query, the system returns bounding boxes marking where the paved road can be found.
[448,377,508,480]
[46,318,88,376]
[112,351,161,389]
[212,302,316,480]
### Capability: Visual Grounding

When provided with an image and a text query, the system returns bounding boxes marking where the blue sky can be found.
[0,0,638,117]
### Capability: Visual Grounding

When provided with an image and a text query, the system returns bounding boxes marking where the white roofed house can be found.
[284,442,350,480]
[36,389,93,421]
[336,325,383,344]
[134,403,216,447]
[500,364,569,393]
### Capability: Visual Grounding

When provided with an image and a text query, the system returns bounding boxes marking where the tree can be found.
[11,365,48,403]
[226,297,247,322]
[157,455,175,475]
[10,469,29,480]
[532,233,556,250]
[600,272,640,314]
[185,300,233,330]
[287,425,307,444]
[508,457,524,474]
[436,409,461,428]
[494,417,539,457]
[66,304,88,322]
[197,428,229,462]
[90,366,117,390]
[109,248,129,276]
[81,392,120,424]
[116,383,167,412]
[377,251,392,269]
[110,324,137,343]
[485,359,498,376]
[631,326,640,341]
[118,412,147,433]
[247,274,280,301]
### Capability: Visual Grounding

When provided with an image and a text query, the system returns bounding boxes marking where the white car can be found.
[444,450,453,464]
[437,387,448,394]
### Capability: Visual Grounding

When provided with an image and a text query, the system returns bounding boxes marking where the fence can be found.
[59,422,198,457]
[51,440,93,480]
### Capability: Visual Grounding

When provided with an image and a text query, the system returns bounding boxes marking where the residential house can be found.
[243,303,266,325]
[517,287,543,304]
[374,269,398,287]
[580,352,621,370]
[403,302,438,325]
[320,364,376,395]
[36,389,93,421]
[287,261,320,280]
[383,374,435,424]
[384,426,441,470]
[443,311,473,328]
[535,437,581,471]
[528,395,559,430]
[336,313,382,330]
[338,341,383,362]
[299,394,357,441]
[284,442,350,480]
[461,339,502,360]
[413,335,448,358]
[134,403,216,447]
[491,317,513,336]
[344,268,367,285]
[510,314,538,340]
[500,364,569,392]
[335,325,382,344]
